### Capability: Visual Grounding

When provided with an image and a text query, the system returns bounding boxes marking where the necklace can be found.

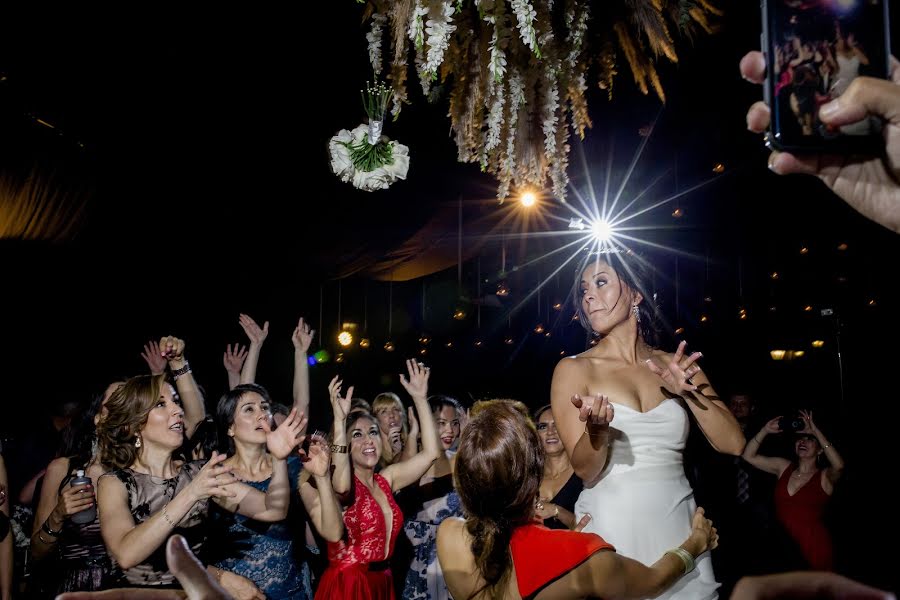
[545,465,571,480]
[792,469,816,477]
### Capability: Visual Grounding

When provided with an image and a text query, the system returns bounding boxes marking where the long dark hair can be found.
[216,383,274,455]
[454,400,542,599]
[574,250,660,347]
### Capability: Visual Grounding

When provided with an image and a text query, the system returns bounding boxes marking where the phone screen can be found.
[763,0,891,151]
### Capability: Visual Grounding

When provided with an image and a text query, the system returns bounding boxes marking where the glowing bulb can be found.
[338,331,353,347]
[359,338,370,349]
[770,349,786,361]
[453,308,466,320]
[520,191,537,207]
[383,341,395,352]
[591,220,613,242]
[812,340,825,348]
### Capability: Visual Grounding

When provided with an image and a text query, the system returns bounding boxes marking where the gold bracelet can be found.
[330,444,348,454]
[665,547,695,575]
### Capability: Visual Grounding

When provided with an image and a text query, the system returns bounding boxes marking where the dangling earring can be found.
[632,304,641,324]
[134,435,142,449]
[91,435,99,458]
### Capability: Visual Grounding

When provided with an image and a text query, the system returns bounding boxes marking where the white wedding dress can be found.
[574,398,719,599]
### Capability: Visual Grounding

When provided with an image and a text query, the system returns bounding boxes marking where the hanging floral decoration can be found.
[357,0,720,201]
[329,81,411,191]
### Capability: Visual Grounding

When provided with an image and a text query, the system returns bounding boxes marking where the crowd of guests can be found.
[0,250,887,600]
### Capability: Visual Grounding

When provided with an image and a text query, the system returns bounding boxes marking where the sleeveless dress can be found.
[212,456,311,599]
[315,473,403,600]
[401,473,462,599]
[511,523,614,599]
[104,461,209,587]
[574,398,719,599]
[774,464,833,571]
[544,473,583,531]
[53,461,118,594]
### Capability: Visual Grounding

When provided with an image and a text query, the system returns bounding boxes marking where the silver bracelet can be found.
[161,504,178,528]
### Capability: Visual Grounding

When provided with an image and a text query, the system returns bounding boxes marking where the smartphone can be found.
[761,0,891,153]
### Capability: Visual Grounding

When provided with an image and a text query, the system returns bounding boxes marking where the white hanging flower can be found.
[486,9,510,84]
[566,1,590,68]
[329,124,410,192]
[542,63,560,158]
[367,12,387,75]
[423,1,457,77]
[485,80,505,153]
[408,0,429,49]
[414,45,433,96]
[510,0,539,56]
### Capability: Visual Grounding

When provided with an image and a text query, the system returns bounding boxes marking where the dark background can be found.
[1,1,898,592]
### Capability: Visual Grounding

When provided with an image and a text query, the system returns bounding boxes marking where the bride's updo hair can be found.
[454,400,543,598]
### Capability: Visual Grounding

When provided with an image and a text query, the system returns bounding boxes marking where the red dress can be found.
[511,523,615,599]
[315,473,403,600]
[774,464,833,570]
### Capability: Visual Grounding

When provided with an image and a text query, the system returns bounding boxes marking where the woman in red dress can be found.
[741,409,844,570]
[436,400,719,600]
[315,360,440,600]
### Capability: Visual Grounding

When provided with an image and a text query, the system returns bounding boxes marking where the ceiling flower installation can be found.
[358,0,720,201]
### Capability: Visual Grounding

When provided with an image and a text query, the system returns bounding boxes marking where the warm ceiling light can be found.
[674,327,685,335]
[453,308,466,320]
[534,324,545,334]
[520,191,537,207]
[359,338,370,349]
[800,247,809,255]
[700,315,708,323]
[383,341,395,352]
[338,331,353,347]
[770,272,779,280]
[837,243,848,251]
[804,305,813,312]
[672,207,684,218]
[770,350,786,360]
[496,282,510,297]
[504,336,514,345]
[712,163,725,173]
[812,340,825,348]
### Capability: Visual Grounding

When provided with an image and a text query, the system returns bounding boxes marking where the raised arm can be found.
[799,410,844,489]
[215,410,306,522]
[238,314,268,385]
[645,342,745,456]
[382,360,440,492]
[327,377,353,495]
[98,454,236,570]
[742,418,792,477]
[222,344,247,391]
[291,317,314,432]
[160,336,205,439]
[298,435,343,542]
[550,358,613,485]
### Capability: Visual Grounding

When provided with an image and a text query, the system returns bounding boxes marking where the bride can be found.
[550,251,744,599]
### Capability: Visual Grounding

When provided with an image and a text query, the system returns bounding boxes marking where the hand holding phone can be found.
[743,50,900,234]
[760,0,891,153]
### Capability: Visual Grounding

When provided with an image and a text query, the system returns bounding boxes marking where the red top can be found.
[511,523,615,599]
[774,464,833,571]
[326,473,403,567]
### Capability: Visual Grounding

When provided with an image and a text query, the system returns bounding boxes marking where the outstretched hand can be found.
[238,314,269,346]
[399,358,430,400]
[222,344,248,375]
[645,341,703,396]
[140,341,167,376]
[291,317,315,353]
[266,408,307,460]
[327,376,353,422]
